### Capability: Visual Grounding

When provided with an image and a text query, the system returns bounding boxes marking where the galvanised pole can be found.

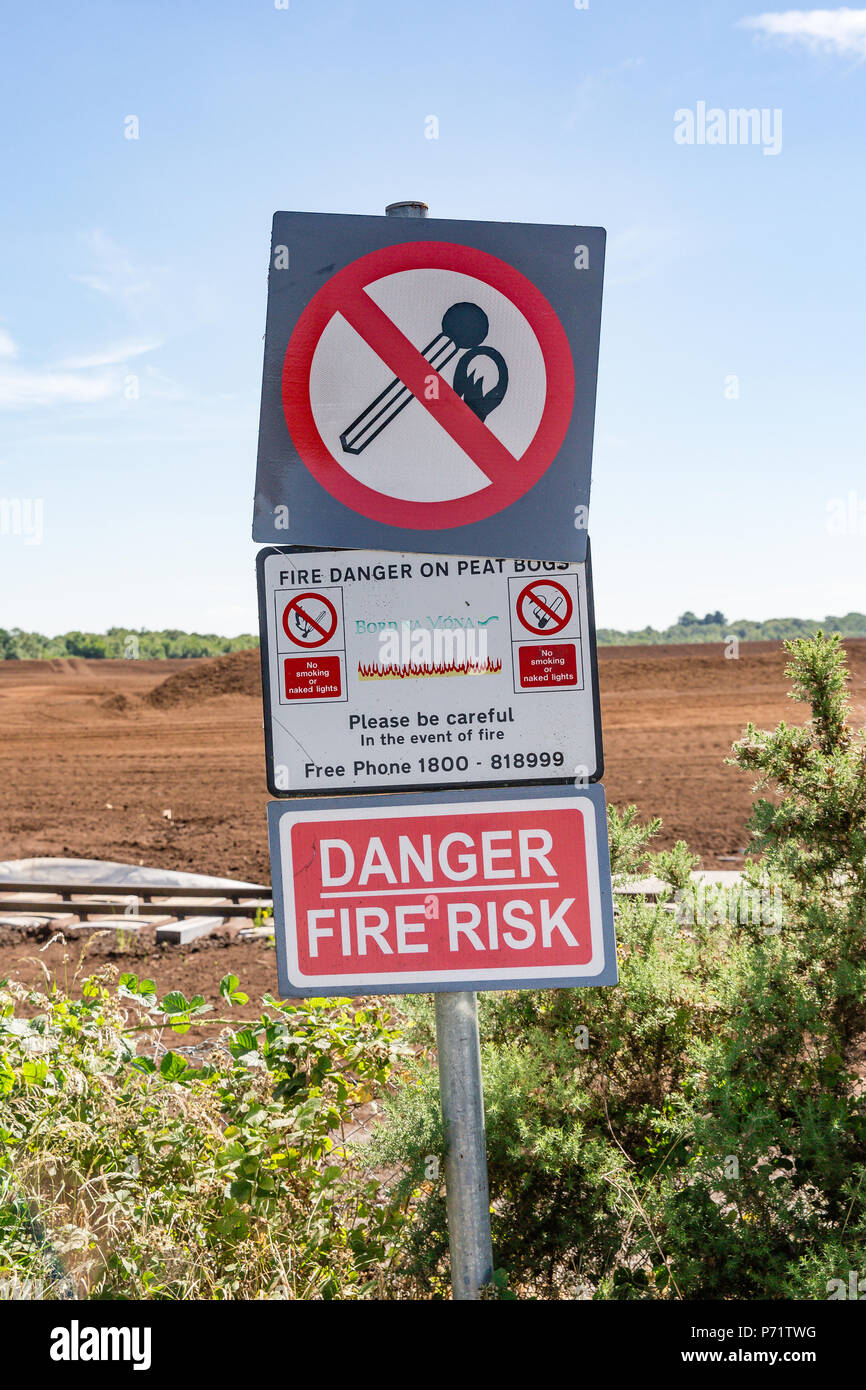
[385,198,494,1301]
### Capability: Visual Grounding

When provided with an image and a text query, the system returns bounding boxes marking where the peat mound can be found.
[99,691,137,715]
[47,657,89,674]
[146,648,261,708]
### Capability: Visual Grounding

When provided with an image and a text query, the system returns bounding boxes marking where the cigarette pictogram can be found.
[340,302,508,454]
[293,605,328,640]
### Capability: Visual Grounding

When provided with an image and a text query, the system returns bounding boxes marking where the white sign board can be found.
[257,546,603,796]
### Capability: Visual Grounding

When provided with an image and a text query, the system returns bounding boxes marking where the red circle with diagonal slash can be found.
[282,241,575,530]
[516,580,573,636]
[282,592,338,648]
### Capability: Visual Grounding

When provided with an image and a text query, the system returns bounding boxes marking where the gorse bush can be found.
[375,816,743,1298]
[657,631,866,1299]
[375,633,866,1298]
[0,973,410,1299]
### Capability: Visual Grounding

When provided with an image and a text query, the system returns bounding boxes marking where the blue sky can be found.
[1,0,864,635]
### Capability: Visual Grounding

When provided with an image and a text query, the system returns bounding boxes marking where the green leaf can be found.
[130,1057,157,1074]
[229,1030,258,1061]
[159,1051,190,1081]
[220,974,249,1006]
[21,1058,48,1086]
[161,991,189,1016]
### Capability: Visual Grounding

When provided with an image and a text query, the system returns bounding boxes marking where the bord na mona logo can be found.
[355,613,500,634]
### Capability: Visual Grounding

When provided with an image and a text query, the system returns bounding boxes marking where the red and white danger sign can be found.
[254,212,606,560]
[281,242,575,530]
[267,788,617,996]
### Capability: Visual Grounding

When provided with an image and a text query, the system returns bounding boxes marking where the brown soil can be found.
[1,640,864,1009]
[600,638,866,851]
[145,648,261,708]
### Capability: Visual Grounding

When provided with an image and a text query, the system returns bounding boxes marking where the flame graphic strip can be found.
[358,658,503,681]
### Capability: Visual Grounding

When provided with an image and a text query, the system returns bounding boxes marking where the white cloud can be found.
[0,368,115,409]
[71,230,156,321]
[0,291,163,408]
[56,340,162,369]
[740,8,866,58]
[140,364,185,401]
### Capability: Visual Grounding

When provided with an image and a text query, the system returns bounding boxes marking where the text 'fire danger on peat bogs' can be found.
[257,546,603,796]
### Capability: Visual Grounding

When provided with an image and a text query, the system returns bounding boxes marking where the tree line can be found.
[0,627,258,660]
[1,611,864,659]
[596,610,866,646]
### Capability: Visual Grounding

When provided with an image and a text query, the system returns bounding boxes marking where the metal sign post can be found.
[434,990,494,1299]
[388,201,492,1302]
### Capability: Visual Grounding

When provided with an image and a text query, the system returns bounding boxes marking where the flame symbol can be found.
[294,607,327,639]
[453,347,509,423]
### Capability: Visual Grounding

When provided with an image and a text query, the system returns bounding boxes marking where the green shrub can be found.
[0,973,411,1299]
[375,633,866,1299]
[654,631,866,1298]
[375,814,740,1298]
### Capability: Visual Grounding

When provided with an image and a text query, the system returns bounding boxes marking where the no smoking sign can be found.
[254,212,605,561]
[516,580,574,636]
[282,592,339,648]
